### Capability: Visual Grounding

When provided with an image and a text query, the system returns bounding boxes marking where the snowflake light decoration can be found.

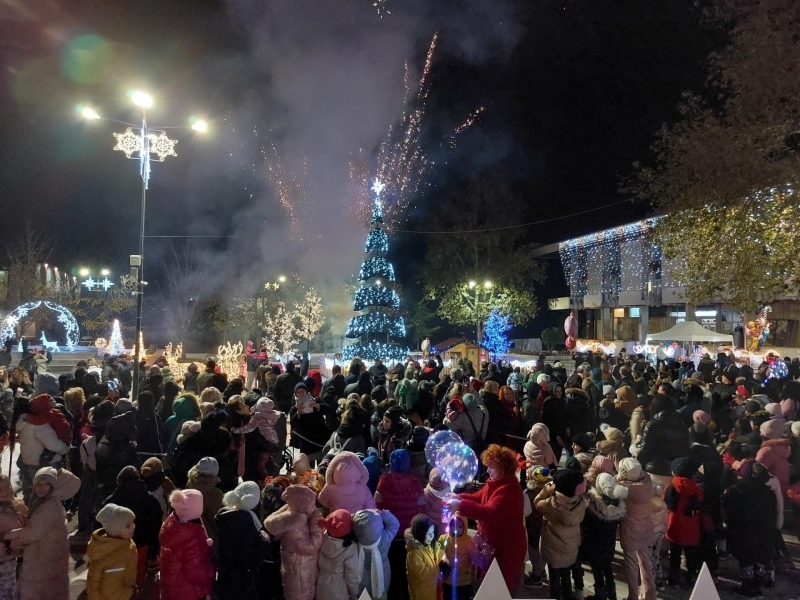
[148,131,178,161]
[113,128,142,158]
[99,277,114,292]
[81,277,96,290]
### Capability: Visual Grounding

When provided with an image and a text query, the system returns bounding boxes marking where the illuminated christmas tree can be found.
[343,179,409,361]
[108,319,125,356]
[482,308,511,360]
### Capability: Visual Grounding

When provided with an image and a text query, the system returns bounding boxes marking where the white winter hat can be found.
[223,481,261,511]
[596,473,629,500]
[195,457,219,477]
[602,385,615,396]
[536,374,550,385]
[617,457,642,482]
[96,503,135,537]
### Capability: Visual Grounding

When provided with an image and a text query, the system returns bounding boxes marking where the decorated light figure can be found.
[107,319,125,356]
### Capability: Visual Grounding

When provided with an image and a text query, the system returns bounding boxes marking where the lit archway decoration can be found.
[0,301,80,351]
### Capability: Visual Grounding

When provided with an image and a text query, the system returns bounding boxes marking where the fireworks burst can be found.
[372,0,390,18]
[360,32,484,226]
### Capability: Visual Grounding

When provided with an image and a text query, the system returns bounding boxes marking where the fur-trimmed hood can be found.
[586,487,627,521]
[565,387,589,402]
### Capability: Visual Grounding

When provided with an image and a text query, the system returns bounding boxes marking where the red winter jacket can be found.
[664,477,704,547]
[459,474,527,592]
[375,472,423,538]
[158,513,214,600]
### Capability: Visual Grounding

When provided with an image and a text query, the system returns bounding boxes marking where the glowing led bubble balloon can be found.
[425,430,461,466]
[435,441,479,489]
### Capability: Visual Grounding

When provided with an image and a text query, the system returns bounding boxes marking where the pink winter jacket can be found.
[618,475,654,551]
[756,438,791,497]
[265,486,324,600]
[523,423,557,468]
[318,452,377,515]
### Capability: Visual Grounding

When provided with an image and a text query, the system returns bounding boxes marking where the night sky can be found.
[0,0,725,339]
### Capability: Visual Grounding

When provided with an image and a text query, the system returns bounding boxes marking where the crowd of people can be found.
[0,345,796,600]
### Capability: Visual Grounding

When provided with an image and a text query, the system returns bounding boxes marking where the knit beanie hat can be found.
[384,406,404,428]
[96,503,135,537]
[760,419,785,440]
[390,449,411,473]
[553,469,584,497]
[319,509,353,538]
[602,384,615,396]
[255,398,275,412]
[294,382,309,395]
[117,466,140,485]
[744,400,761,414]
[671,457,699,478]
[411,426,430,447]
[34,372,60,396]
[528,466,552,485]
[223,481,261,511]
[596,472,629,500]
[462,393,478,410]
[536,374,550,385]
[600,424,623,443]
[736,385,751,399]
[565,456,583,473]
[170,489,204,522]
[428,468,449,491]
[33,467,58,488]
[692,410,711,425]
[617,457,643,482]
[571,433,593,453]
[591,455,614,477]
[196,457,220,477]
[764,403,784,419]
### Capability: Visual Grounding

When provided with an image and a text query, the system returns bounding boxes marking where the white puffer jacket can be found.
[15,417,70,467]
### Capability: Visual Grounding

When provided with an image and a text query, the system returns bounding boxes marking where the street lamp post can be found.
[466,280,494,343]
[82,93,207,399]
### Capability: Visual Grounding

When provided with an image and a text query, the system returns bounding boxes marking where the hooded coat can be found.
[618,475,654,551]
[438,515,475,587]
[264,485,324,600]
[102,478,163,554]
[164,396,201,455]
[216,507,270,600]
[15,413,71,467]
[458,474,527,592]
[523,423,557,468]
[723,478,776,564]
[86,530,138,600]
[158,512,215,600]
[316,531,361,600]
[636,410,690,476]
[375,471,423,537]
[582,485,627,564]
[18,469,81,600]
[405,529,442,600]
[173,419,235,490]
[318,451,377,514]
[134,391,164,457]
[756,437,791,496]
[95,412,141,492]
[564,388,593,446]
[535,487,588,569]
[187,472,224,546]
[352,509,400,599]
[615,385,638,417]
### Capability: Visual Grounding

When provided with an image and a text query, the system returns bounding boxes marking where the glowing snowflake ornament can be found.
[148,132,178,161]
[113,128,142,158]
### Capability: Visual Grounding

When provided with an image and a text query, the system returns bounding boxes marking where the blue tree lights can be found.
[481,308,512,359]
[344,178,409,362]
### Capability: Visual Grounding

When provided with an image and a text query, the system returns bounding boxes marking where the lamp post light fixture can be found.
[81,91,207,399]
[463,279,497,342]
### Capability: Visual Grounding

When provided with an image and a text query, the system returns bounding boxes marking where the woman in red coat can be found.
[445,444,527,593]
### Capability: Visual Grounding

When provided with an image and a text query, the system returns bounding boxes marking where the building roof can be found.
[432,337,475,351]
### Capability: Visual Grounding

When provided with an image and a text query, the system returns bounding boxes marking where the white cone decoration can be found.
[689,562,721,600]
[473,558,513,600]
[358,589,373,600]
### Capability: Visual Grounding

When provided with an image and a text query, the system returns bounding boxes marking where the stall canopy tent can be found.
[646,321,734,344]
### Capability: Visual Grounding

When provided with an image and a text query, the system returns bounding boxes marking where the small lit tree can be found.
[107,319,125,356]
[481,309,511,360]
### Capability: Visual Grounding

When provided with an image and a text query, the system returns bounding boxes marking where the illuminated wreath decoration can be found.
[0,301,80,351]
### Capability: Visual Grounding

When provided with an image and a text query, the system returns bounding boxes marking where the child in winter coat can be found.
[421,468,451,533]
[316,509,361,600]
[524,423,557,469]
[158,489,215,600]
[524,465,552,587]
[439,514,474,600]
[216,482,271,600]
[186,457,224,549]
[353,508,400,600]
[233,397,281,446]
[8,467,81,600]
[264,484,324,600]
[617,458,655,600]
[664,457,703,586]
[649,486,668,592]
[586,455,615,486]
[535,469,588,600]
[596,425,629,469]
[88,503,137,600]
[405,514,443,600]
[582,473,627,600]
[318,451,377,514]
[0,476,25,600]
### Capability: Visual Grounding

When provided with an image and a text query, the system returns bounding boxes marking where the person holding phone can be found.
[289,383,330,466]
